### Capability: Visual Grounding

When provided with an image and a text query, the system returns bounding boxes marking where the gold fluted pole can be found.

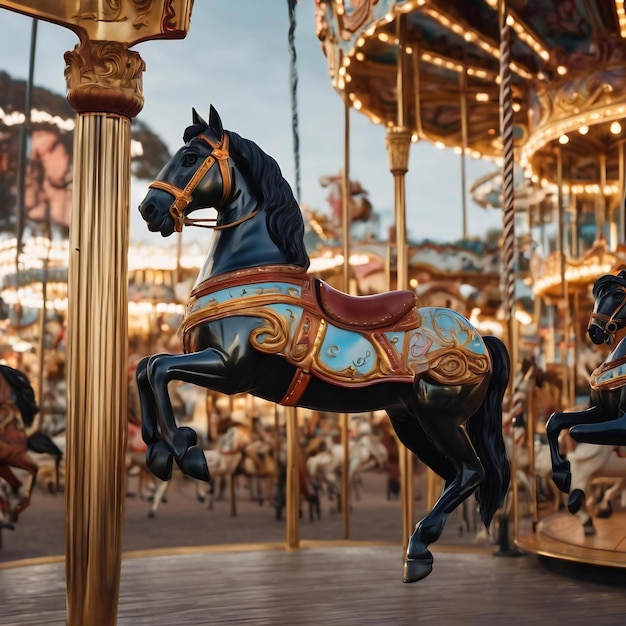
[285,406,300,548]
[388,13,413,555]
[0,5,193,624]
[64,40,144,626]
[340,98,351,539]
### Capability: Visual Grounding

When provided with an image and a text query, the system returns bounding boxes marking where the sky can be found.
[0,1,504,246]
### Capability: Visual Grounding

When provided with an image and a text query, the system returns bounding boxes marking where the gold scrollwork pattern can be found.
[248,308,293,355]
[426,348,490,387]
[64,40,145,117]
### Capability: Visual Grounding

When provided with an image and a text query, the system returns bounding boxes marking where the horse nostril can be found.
[140,202,156,221]
[588,325,605,345]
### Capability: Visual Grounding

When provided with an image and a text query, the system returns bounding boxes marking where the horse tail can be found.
[465,335,511,529]
[27,432,64,458]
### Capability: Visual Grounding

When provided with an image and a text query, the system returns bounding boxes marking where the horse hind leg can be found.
[391,406,486,583]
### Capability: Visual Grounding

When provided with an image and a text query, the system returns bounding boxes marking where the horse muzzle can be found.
[588,323,610,345]
[138,200,176,237]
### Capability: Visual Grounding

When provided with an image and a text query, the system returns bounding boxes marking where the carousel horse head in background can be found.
[546,270,626,517]
[0,364,61,521]
[136,105,511,583]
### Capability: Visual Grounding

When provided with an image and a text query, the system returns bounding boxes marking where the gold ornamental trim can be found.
[0,1,193,46]
[590,355,626,391]
[65,41,145,117]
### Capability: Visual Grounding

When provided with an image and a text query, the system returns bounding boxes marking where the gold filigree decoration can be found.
[426,348,490,386]
[249,309,292,354]
[64,40,145,117]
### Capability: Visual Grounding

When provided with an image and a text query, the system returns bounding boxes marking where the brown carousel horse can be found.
[136,106,511,582]
[0,364,63,523]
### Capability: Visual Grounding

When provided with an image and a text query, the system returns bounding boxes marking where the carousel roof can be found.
[317,1,626,185]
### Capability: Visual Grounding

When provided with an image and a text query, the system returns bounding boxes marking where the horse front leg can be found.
[145,349,231,482]
[8,454,39,519]
[545,406,603,493]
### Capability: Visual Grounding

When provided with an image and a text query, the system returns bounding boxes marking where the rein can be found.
[148,132,256,233]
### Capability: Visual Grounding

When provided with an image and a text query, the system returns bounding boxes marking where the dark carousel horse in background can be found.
[0,364,63,526]
[136,105,511,583]
[547,270,626,518]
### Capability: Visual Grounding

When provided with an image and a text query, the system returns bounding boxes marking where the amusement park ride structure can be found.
[2,1,626,623]
[316,0,626,581]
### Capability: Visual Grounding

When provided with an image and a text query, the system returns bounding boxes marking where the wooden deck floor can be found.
[2,544,626,625]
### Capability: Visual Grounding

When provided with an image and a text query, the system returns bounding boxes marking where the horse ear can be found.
[192,107,208,128]
[207,105,224,144]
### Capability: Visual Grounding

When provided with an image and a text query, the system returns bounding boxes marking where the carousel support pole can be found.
[387,12,413,553]
[63,45,143,625]
[285,405,300,548]
[459,62,469,240]
[619,142,625,245]
[0,5,194,625]
[340,97,351,539]
[496,0,521,556]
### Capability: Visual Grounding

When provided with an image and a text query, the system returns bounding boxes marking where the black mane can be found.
[593,270,626,299]
[0,364,39,428]
[182,122,310,270]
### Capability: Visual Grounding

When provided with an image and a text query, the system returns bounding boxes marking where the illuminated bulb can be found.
[579,125,589,135]
[475,93,489,102]
[558,134,569,144]
[557,65,567,75]
[610,121,622,134]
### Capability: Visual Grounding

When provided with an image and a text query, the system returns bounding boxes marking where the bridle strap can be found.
[148,133,233,233]
[588,286,626,341]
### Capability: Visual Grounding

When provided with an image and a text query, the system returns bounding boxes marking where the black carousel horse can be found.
[547,270,626,513]
[137,106,511,583]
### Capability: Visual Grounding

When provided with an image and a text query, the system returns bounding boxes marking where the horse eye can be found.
[182,153,198,167]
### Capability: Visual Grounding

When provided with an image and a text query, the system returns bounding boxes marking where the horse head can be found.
[139,105,309,276]
[588,270,626,345]
[139,105,235,236]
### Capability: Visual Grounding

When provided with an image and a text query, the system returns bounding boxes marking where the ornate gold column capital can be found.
[385,126,412,175]
[64,41,145,117]
[0,1,193,45]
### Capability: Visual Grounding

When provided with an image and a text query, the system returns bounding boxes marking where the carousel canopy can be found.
[317,1,626,187]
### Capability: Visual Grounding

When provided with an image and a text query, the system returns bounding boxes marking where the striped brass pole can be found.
[0,5,193,625]
[64,41,144,626]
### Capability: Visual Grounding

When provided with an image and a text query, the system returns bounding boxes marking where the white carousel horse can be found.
[565,442,626,535]
[305,417,389,506]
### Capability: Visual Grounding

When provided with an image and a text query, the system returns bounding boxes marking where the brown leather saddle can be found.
[313,279,418,331]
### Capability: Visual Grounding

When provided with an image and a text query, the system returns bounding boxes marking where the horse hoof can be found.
[147,511,155,519]
[173,426,197,457]
[567,489,585,514]
[146,442,173,481]
[583,518,596,536]
[403,550,433,583]
[552,468,571,494]
[596,502,613,519]
[176,446,211,482]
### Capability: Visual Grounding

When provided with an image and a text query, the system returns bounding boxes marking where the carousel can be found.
[316,0,626,580]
